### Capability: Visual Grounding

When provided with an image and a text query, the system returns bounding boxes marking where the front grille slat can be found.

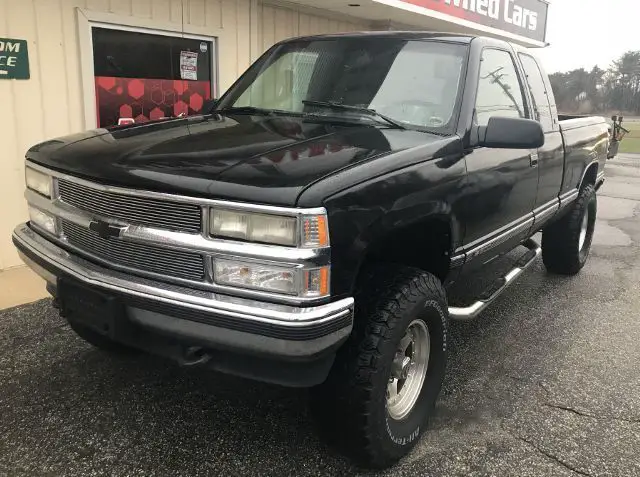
[64,236,203,275]
[66,237,202,274]
[58,179,202,232]
[59,203,201,225]
[62,220,205,281]
[59,193,202,221]
[60,200,202,228]
[59,190,201,220]
[62,237,200,273]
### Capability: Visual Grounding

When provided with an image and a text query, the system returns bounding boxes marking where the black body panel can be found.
[26,114,444,207]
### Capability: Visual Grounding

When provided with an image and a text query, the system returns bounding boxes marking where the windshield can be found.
[218,38,468,132]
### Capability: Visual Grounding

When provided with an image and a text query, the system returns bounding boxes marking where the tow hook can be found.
[179,346,212,366]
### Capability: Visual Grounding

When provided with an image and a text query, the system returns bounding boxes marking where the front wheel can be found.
[310,265,448,468]
[542,184,597,275]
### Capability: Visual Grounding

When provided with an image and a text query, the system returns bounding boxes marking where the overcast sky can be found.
[537,0,639,74]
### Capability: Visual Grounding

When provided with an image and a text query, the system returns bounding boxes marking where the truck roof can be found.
[280,31,538,57]
[284,31,476,44]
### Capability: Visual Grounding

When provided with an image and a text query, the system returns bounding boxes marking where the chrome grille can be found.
[58,179,202,233]
[61,220,205,281]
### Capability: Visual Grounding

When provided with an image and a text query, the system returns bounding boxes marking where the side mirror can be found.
[202,98,218,114]
[478,116,545,149]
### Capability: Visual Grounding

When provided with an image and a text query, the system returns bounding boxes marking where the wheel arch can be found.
[352,210,460,289]
[579,161,599,190]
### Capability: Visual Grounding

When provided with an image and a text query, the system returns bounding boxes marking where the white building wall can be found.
[0,0,369,270]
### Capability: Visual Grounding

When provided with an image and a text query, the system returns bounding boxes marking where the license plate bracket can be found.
[57,279,123,338]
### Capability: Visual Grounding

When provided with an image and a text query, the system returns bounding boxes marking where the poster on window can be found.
[92,27,214,127]
[180,51,198,81]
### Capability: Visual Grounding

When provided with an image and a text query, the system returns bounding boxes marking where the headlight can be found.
[214,258,329,297]
[210,209,329,248]
[29,205,58,235]
[25,167,53,198]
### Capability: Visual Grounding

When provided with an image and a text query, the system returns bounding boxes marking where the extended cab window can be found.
[475,49,527,127]
[519,53,554,132]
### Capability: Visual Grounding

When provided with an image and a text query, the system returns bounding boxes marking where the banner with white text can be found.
[399,0,548,43]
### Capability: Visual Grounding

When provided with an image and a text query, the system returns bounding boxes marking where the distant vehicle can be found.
[13,32,621,468]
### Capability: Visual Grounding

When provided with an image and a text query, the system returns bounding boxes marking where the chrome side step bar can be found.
[448,239,542,321]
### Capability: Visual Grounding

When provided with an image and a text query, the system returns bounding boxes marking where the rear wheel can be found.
[310,265,448,468]
[542,184,597,275]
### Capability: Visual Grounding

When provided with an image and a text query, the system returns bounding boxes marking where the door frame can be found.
[76,8,221,130]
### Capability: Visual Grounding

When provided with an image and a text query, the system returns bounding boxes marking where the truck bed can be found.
[558,115,608,130]
[557,115,609,191]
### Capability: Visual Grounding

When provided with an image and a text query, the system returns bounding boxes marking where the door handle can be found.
[530,152,539,168]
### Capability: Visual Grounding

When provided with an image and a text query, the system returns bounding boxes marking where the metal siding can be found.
[131,0,153,18]
[260,4,369,52]
[274,7,293,43]
[261,4,275,53]
[151,0,172,21]
[109,0,132,16]
[1,0,46,270]
[61,0,86,135]
[221,0,240,84]
[236,0,252,74]
[86,0,109,11]
[188,0,206,26]
[35,0,70,141]
[205,0,223,29]
[169,0,183,23]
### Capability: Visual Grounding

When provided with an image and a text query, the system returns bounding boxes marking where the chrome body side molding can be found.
[559,189,579,210]
[532,198,560,229]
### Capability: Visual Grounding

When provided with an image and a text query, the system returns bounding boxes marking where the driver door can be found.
[459,47,538,267]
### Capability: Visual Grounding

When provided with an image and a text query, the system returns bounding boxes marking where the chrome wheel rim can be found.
[386,320,430,420]
[579,208,589,251]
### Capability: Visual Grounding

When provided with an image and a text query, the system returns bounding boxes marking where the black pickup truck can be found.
[13,32,618,468]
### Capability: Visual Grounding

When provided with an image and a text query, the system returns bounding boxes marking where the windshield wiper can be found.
[213,106,292,116]
[302,100,406,129]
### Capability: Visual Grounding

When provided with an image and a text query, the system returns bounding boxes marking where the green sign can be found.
[0,38,29,80]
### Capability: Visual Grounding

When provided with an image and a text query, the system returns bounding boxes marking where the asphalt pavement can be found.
[2,155,640,477]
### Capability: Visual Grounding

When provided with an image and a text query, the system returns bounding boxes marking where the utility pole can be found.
[482,66,524,118]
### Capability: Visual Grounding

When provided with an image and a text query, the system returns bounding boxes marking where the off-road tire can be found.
[310,265,448,468]
[68,320,137,354]
[542,184,597,275]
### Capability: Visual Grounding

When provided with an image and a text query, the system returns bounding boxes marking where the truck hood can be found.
[27,114,448,206]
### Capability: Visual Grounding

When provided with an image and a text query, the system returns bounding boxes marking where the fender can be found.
[355,201,461,260]
[315,153,467,298]
[561,122,609,194]
[353,202,461,282]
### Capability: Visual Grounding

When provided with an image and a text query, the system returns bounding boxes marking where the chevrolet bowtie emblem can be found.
[88,220,126,240]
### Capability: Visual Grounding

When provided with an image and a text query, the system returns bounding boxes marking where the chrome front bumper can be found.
[13,224,354,360]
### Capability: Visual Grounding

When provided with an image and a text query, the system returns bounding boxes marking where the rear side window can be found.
[519,53,554,132]
[475,48,527,127]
